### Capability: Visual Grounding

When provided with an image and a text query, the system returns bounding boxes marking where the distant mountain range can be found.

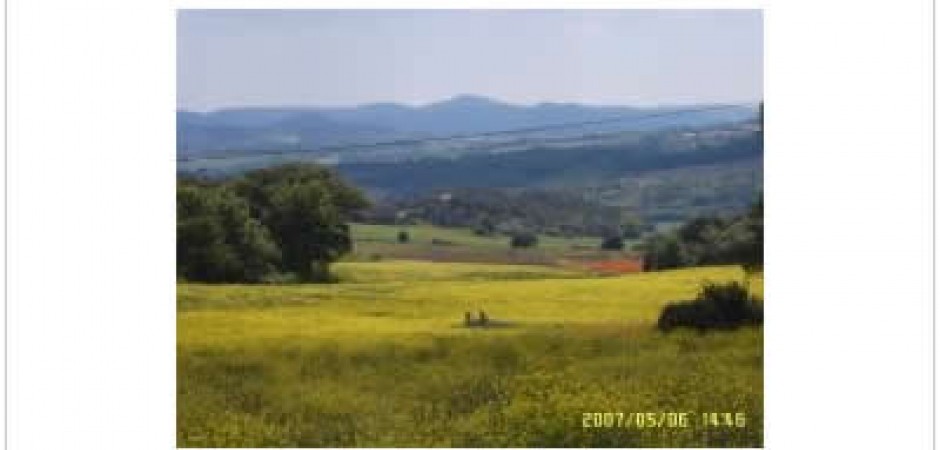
[178,97,763,225]
[178,95,758,158]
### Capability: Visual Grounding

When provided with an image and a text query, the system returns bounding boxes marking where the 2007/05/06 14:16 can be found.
[582,412,748,429]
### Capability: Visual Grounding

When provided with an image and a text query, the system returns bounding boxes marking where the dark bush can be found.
[600,235,625,250]
[510,232,538,248]
[657,282,762,331]
[397,230,409,243]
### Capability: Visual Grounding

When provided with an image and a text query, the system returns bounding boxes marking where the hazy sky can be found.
[178,10,762,111]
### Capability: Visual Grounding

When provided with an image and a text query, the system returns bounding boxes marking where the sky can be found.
[178,10,762,111]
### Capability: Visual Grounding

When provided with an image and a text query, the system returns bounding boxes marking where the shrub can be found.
[657,282,762,331]
[600,235,625,250]
[397,230,410,243]
[510,232,538,248]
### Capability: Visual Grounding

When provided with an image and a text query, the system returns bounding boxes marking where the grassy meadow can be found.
[178,261,763,447]
[351,223,604,250]
[346,223,641,266]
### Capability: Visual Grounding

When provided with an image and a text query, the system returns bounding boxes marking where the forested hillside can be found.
[178,102,762,230]
[338,128,760,193]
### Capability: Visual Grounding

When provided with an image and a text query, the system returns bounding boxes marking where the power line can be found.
[177,104,748,163]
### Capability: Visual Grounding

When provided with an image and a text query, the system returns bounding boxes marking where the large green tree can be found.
[177,163,369,283]
[641,194,763,274]
[232,164,369,281]
[176,182,280,282]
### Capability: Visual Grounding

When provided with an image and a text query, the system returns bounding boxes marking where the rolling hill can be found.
[177,96,758,159]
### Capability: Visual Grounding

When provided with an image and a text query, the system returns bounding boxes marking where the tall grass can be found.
[178,262,762,447]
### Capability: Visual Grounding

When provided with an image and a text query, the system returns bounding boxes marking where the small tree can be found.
[600,235,625,251]
[397,230,410,243]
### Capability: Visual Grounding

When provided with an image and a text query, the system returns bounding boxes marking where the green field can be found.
[178,261,762,447]
[351,223,603,249]
[347,223,640,266]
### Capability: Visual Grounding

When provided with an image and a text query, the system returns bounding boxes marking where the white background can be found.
[3,0,934,449]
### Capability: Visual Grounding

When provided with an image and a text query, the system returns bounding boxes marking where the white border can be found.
[6,1,934,449]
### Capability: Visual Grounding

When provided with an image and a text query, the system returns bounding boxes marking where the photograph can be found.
[7,0,935,448]
[175,9,764,447]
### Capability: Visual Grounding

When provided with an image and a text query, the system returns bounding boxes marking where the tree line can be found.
[362,187,629,238]
[641,194,763,275]
[337,130,762,194]
[177,164,368,283]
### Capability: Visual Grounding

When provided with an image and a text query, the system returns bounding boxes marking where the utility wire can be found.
[177,104,748,163]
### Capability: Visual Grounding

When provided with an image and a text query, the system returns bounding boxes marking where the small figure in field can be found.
[464,310,491,327]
